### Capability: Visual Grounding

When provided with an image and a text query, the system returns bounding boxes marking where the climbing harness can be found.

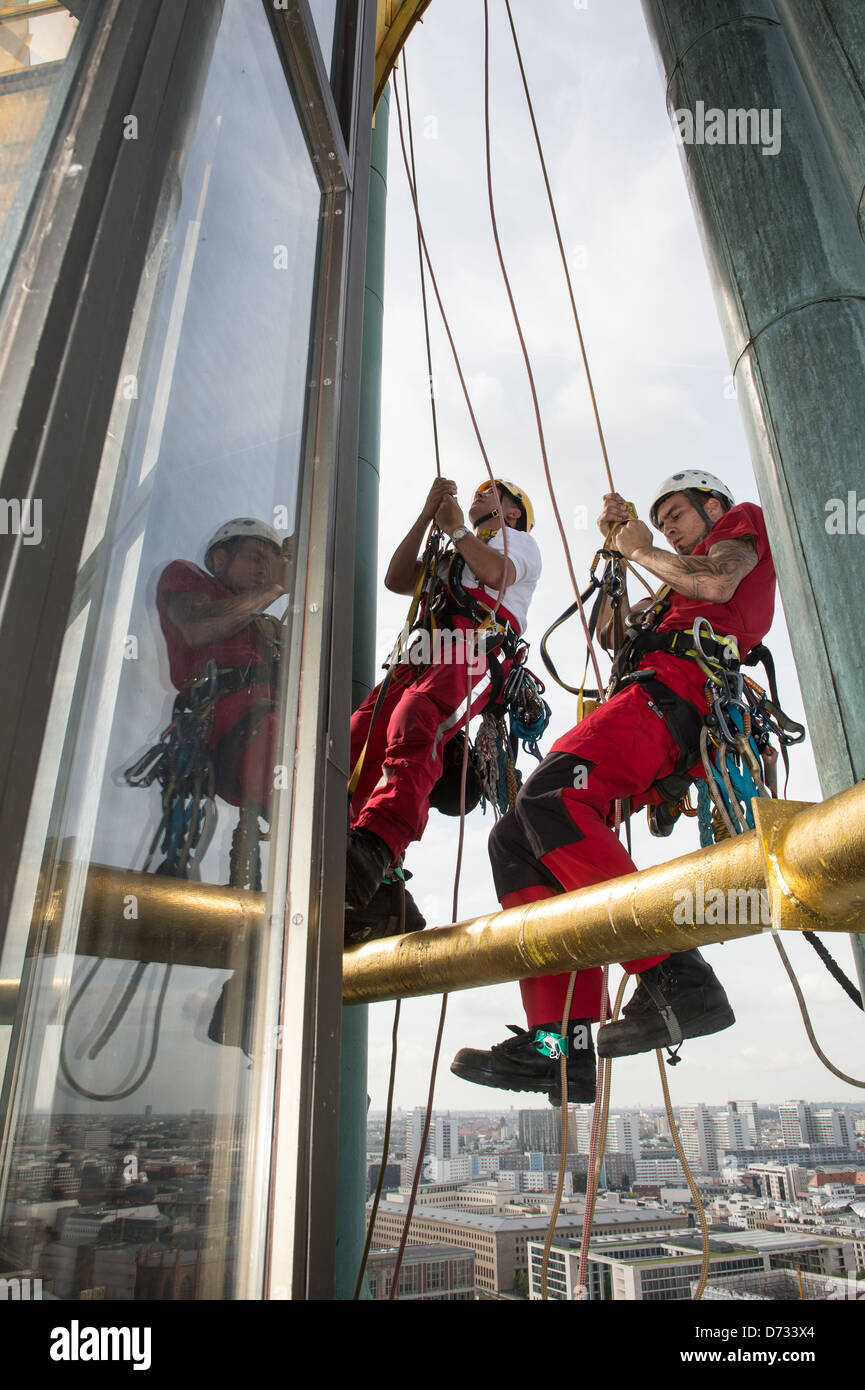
[61,642,279,1100]
[690,657,865,1051]
[125,662,220,877]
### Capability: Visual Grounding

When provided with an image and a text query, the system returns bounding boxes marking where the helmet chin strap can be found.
[684,487,715,535]
[474,507,499,542]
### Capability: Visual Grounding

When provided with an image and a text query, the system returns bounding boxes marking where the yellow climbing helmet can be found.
[474,479,535,532]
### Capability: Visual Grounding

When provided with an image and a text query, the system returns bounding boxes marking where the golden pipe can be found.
[3,785,863,1025]
[38,861,262,969]
[342,785,865,1005]
[375,0,433,108]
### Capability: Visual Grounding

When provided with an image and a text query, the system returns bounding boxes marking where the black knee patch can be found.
[514,751,597,860]
[488,810,564,899]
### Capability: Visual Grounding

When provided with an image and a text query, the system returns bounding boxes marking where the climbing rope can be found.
[357,71,519,1297]
[59,957,173,1103]
[574,967,611,1298]
[539,968,578,1301]
[656,1046,712,1299]
[391,76,510,604]
[772,936,865,1090]
[402,55,441,480]
[699,713,865,1086]
[354,992,403,1299]
[482,0,603,701]
[387,664,473,1300]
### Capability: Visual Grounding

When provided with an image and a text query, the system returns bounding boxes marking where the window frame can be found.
[0,0,376,1301]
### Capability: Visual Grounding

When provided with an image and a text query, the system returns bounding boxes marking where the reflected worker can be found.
[157,516,291,829]
[157,517,291,1052]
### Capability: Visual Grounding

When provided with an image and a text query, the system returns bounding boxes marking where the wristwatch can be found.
[452,525,472,544]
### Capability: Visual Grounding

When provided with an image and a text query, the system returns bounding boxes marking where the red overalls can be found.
[488,503,776,1026]
[157,560,279,810]
[349,591,520,862]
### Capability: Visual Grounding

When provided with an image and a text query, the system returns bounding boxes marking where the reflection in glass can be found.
[0,2,91,296]
[306,0,339,76]
[0,0,320,1301]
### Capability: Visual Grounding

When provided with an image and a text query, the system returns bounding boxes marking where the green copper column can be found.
[776,1,865,239]
[334,83,390,1300]
[640,0,865,992]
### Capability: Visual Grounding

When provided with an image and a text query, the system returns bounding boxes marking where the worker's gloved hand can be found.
[422,476,458,522]
[597,492,633,537]
[435,492,465,537]
[269,538,293,597]
[613,517,653,561]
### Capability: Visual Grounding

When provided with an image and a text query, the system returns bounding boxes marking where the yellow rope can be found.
[656,1047,711,1300]
[540,970,578,1301]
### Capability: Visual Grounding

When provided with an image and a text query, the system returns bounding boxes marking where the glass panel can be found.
[0,1,96,297]
[0,0,321,1302]
[306,0,338,76]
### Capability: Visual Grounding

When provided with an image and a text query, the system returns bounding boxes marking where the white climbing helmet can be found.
[204,517,282,573]
[649,471,735,529]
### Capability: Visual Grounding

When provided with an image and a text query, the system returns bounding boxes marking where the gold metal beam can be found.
[2,784,862,1027]
[342,784,865,1004]
[38,860,262,969]
[375,0,433,109]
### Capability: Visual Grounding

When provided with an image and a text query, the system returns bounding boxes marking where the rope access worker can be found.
[451,470,776,1106]
[157,518,290,1052]
[345,476,541,938]
[157,517,291,817]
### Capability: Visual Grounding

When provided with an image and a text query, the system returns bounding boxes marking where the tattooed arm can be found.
[613,518,758,603]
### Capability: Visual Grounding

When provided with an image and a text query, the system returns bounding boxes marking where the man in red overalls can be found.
[451,471,777,1106]
[157,518,290,1052]
[157,517,290,819]
[346,476,541,939]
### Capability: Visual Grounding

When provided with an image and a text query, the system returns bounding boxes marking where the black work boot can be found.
[345,827,393,910]
[596,949,735,1058]
[344,874,426,946]
[450,1019,596,1108]
[207,972,254,1058]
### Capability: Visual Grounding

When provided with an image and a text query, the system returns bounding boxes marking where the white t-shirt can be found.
[440,527,542,635]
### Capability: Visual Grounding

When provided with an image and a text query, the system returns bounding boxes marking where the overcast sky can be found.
[365,0,865,1114]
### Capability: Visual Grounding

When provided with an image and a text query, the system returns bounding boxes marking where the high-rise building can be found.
[433,1115,459,1161]
[367,1163,401,1197]
[748,1163,808,1202]
[813,1109,855,1151]
[572,1108,593,1155]
[779,1101,817,1146]
[678,1105,715,1173]
[409,1107,430,1172]
[518,1108,580,1156]
[519,1110,559,1155]
[731,1100,760,1145]
[612,1113,641,1165]
[715,1105,750,1152]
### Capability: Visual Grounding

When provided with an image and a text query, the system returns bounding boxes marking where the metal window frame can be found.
[257,0,375,1302]
[0,0,375,1302]
[0,0,224,950]
[0,0,227,1230]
